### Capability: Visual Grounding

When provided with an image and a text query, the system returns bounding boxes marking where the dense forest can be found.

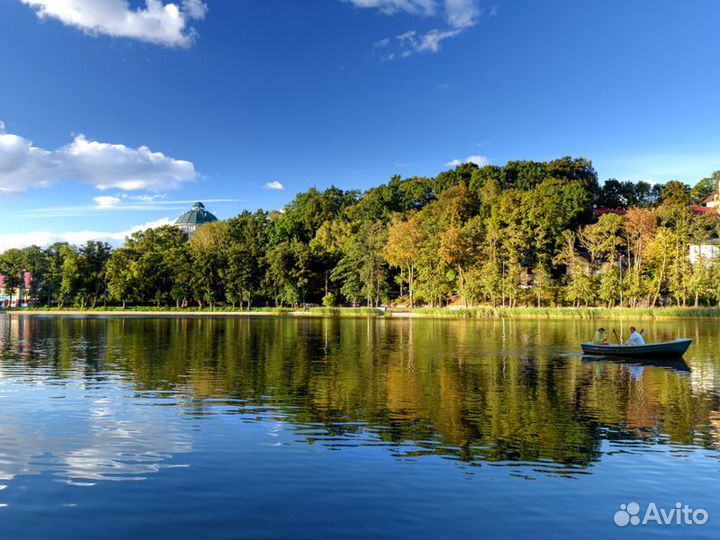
[2,157,720,309]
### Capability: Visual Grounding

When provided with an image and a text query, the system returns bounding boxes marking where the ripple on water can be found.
[0,316,718,538]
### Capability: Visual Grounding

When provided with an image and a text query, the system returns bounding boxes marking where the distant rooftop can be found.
[175,202,219,227]
[593,208,627,217]
[692,205,717,216]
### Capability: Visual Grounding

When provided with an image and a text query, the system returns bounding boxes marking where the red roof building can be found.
[0,272,34,307]
[692,205,718,216]
[593,208,628,218]
[0,273,33,290]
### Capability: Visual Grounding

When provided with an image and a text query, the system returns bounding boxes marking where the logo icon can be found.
[613,502,709,527]
[614,502,641,527]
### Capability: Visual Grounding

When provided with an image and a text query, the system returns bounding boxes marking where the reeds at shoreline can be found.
[11,305,720,319]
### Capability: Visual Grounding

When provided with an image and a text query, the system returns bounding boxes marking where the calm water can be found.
[0,315,719,539]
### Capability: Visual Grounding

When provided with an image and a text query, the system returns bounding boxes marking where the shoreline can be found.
[7,306,720,320]
[6,309,383,318]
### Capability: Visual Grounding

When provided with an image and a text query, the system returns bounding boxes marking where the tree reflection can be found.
[1,315,719,474]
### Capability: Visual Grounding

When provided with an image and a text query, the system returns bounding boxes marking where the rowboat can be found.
[580,339,692,359]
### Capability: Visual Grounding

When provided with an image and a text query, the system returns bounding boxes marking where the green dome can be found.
[175,202,218,226]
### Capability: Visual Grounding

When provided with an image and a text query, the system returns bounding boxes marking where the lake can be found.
[0,315,718,539]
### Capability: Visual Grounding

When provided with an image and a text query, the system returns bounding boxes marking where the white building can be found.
[689,240,720,265]
[175,202,219,236]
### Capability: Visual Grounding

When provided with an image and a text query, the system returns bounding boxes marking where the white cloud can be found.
[122,193,166,203]
[444,0,479,29]
[347,0,437,16]
[181,0,207,19]
[0,123,197,194]
[19,198,239,218]
[445,154,490,167]
[93,195,121,209]
[263,181,284,191]
[0,217,173,251]
[348,0,481,57]
[397,28,461,55]
[18,0,207,48]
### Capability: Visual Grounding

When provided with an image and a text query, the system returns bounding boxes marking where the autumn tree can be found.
[384,214,423,307]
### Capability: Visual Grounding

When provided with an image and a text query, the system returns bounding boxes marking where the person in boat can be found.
[625,327,645,346]
[592,327,609,345]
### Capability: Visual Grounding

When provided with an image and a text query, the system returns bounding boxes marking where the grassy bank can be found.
[412,307,720,319]
[8,305,720,319]
[10,306,385,317]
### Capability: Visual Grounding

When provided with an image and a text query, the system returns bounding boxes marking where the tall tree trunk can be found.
[458,266,468,308]
[407,263,414,309]
[651,250,668,307]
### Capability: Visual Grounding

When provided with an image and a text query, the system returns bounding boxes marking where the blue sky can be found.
[1,0,719,248]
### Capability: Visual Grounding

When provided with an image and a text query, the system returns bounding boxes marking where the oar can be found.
[612,329,621,345]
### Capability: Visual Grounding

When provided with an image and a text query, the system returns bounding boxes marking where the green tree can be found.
[0,249,25,307]
[189,222,230,308]
[554,230,596,307]
[58,246,81,308]
[333,223,388,307]
[578,213,625,265]
[264,240,313,307]
[19,245,49,306]
[106,227,188,309]
[222,244,257,309]
[687,258,712,307]
[42,243,73,306]
[75,241,112,308]
[691,172,719,205]
[598,263,621,308]
[384,214,423,307]
[106,248,138,309]
[531,263,554,307]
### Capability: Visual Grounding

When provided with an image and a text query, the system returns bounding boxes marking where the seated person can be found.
[593,328,609,345]
[625,327,645,346]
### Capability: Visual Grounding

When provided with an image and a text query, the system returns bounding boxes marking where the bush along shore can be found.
[10,306,720,320]
[1,159,720,312]
[410,306,720,319]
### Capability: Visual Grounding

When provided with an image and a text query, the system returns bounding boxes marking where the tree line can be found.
[2,157,720,309]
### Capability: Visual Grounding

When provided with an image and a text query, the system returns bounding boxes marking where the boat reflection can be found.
[581,355,691,374]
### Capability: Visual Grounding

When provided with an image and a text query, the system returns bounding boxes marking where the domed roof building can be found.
[175,202,218,235]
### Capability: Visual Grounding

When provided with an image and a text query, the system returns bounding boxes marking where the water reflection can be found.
[581,355,691,373]
[0,314,719,489]
[0,317,193,490]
